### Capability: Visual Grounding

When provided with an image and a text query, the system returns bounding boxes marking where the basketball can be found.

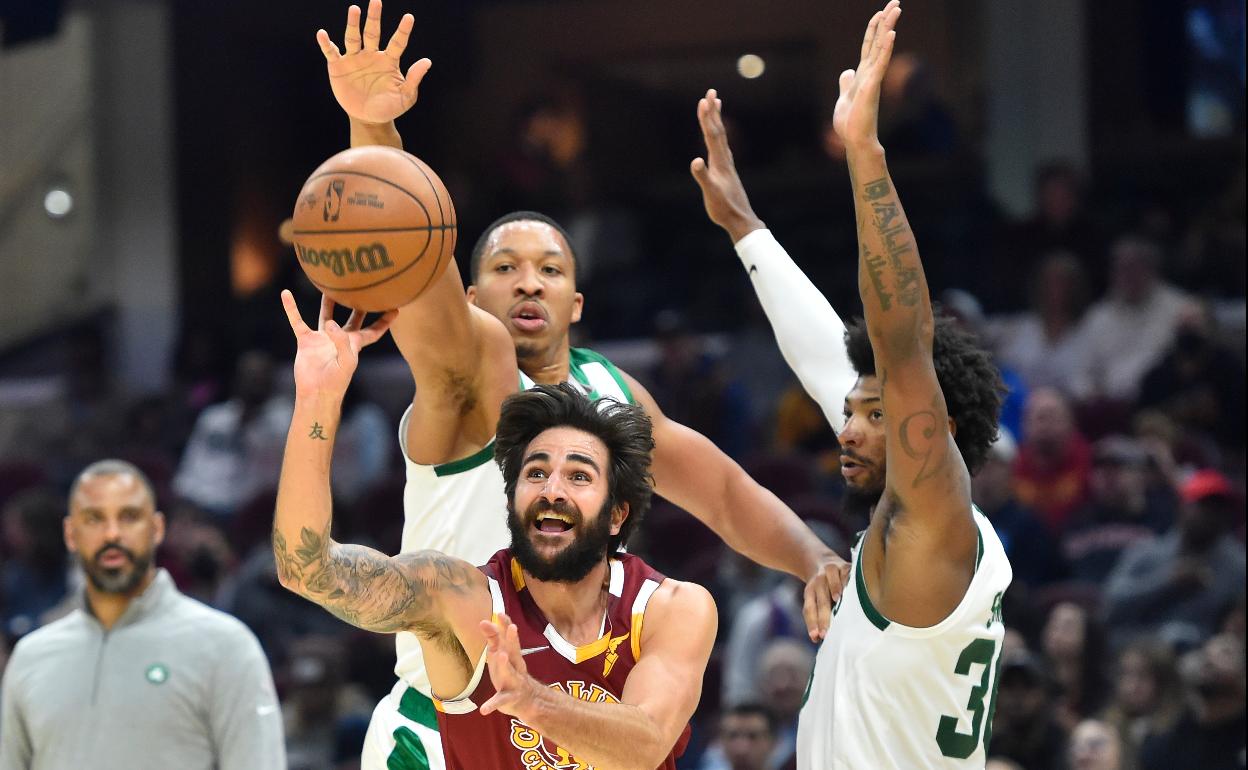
[290,146,456,312]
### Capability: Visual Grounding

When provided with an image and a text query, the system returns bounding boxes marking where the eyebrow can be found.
[843,396,883,408]
[489,247,566,259]
[521,450,600,473]
[566,453,600,473]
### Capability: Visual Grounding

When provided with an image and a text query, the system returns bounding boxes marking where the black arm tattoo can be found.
[863,178,921,309]
[896,395,951,489]
[272,524,475,634]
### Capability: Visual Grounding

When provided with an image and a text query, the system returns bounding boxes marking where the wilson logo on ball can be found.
[296,243,395,277]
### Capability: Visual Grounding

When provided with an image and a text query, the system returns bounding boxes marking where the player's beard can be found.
[508,497,613,583]
[79,543,152,594]
[843,474,886,524]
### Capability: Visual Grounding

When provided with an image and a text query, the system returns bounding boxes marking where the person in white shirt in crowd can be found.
[173,350,293,518]
[1067,235,1195,402]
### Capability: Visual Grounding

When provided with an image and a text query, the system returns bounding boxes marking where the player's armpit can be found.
[393,267,519,464]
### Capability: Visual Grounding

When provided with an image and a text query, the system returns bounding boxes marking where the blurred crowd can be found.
[1,65,1245,770]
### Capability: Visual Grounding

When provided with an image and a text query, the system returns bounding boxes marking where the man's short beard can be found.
[80,545,152,595]
[844,480,884,524]
[514,342,541,361]
[508,497,613,583]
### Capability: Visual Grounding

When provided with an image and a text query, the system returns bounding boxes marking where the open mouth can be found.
[511,302,548,333]
[534,510,574,534]
[840,456,869,479]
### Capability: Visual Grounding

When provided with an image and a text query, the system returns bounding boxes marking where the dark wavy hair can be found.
[844,311,1005,474]
[494,383,654,553]
[469,210,578,281]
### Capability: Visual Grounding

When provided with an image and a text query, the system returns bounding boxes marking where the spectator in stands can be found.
[328,387,391,507]
[1104,469,1246,650]
[1013,388,1093,535]
[1138,302,1246,451]
[1067,719,1131,770]
[972,428,1065,589]
[1104,639,1184,761]
[990,650,1068,770]
[0,489,70,639]
[991,252,1093,393]
[1062,436,1172,585]
[698,703,778,770]
[1140,634,1246,770]
[1068,235,1194,403]
[645,310,752,459]
[879,52,958,158]
[173,350,293,518]
[283,635,372,770]
[159,500,236,606]
[720,578,809,707]
[1042,600,1112,731]
[756,638,814,770]
[942,288,1027,441]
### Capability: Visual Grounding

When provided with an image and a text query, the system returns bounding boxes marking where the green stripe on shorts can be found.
[387,688,441,770]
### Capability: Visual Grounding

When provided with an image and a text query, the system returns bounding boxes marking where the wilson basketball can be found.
[290,146,456,311]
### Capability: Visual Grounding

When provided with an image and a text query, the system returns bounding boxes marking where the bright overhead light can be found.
[44,188,73,219]
[737,54,766,79]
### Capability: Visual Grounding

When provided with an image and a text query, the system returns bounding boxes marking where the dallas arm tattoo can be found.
[862,177,921,309]
[272,525,474,634]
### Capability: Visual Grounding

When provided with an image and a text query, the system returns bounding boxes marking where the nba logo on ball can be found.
[291,146,457,312]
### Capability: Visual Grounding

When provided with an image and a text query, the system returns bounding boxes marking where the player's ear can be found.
[610,502,629,535]
[570,292,584,324]
[152,511,167,548]
[465,284,478,306]
[63,515,77,553]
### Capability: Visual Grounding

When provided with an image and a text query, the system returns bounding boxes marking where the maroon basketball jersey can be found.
[434,548,691,770]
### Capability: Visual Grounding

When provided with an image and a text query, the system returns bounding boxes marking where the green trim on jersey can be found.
[855,553,891,631]
[855,525,986,632]
[397,687,440,730]
[433,442,496,477]
[569,347,635,404]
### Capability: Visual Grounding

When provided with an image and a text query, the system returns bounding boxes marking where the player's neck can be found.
[85,567,157,631]
[524,558,612,646]
[517,339,572,385]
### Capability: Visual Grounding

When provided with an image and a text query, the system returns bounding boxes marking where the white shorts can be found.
[361,680,446,770]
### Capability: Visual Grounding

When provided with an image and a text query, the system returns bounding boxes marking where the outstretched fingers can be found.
[342,4,362,54]
[362,0,383,52]
[281,290,313,337]
[356,309,398,348]
[385,12,415,60]
[401,58,433,105]
[316,29,341,61]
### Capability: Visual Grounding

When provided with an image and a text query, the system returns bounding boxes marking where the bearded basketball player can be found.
[273,290,715,770]
[310,3,852,766]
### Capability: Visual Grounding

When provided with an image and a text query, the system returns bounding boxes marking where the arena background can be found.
[0,1,1244,768]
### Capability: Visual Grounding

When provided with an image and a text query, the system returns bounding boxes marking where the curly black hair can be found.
[469,210,578,281]
[844,312,1005,474]
[494,383,654,553]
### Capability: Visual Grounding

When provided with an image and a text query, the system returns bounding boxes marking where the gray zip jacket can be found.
[0,569,285,769]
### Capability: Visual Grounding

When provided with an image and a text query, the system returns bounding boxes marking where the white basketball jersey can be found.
[796,507,1013,769]
[393,347,635,692]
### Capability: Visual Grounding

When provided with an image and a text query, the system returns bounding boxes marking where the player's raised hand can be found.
[281,290,396,399]
[316,0,432,125]
[479,613,541,720]
[803,553,851,642]
[832,0,902,152]
[689,89,766,244]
